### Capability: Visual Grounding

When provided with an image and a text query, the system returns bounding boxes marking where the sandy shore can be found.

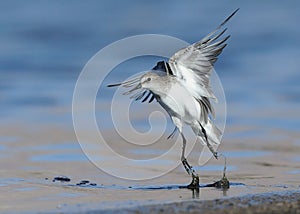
[80,190,300,214]
[1,124,300,213]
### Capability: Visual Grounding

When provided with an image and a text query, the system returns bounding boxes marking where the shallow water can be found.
[1,1,300,213]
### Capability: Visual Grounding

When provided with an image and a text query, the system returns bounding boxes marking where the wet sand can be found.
[1,1,300,213]
[86,190,300,214]
[1,123,300,213]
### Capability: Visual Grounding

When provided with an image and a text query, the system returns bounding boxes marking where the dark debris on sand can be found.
[52,176,71,182]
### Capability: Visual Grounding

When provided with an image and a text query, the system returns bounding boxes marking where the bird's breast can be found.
[158,84,201,124]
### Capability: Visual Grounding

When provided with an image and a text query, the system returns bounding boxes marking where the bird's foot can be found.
[187,174,199,189]
[220,173,230,189]
[208,153,230,190]
[220,158,229,189]
[209,174,230,189]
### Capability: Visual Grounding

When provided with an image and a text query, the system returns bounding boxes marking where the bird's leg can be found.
[219,153,228,182]
[222,154,227,178]
[210,153,230,189]
[203,131,229,188]
[180,133,199,189]
[180,133,194,175]
[198,123,229,189]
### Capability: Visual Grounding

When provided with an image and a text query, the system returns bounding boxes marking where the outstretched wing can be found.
[169,9,238,103]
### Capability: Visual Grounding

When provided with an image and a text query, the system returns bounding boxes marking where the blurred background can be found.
[1,0,299,133]
[0,1,300,211]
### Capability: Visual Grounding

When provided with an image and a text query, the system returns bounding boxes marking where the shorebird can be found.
[108,9,238,188]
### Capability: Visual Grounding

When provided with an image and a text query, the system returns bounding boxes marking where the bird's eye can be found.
[147,77,151,81]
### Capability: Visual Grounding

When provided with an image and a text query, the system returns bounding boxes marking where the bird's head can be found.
[140,72,161,91]
[107,71,165,101]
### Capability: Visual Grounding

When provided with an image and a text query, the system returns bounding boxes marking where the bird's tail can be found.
[206,119,222,145]
[196,119,222,146]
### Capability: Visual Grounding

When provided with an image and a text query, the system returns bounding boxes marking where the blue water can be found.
[195,165,236,172]
[1,1,299,161]
[30,142,87,162]
[30,153,88,162]
[32,142,81,151]
[0,144,6,151]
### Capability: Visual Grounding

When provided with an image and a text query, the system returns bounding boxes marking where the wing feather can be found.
[142,91,152,102]
[108,9,239,114]
[169,9,238,117]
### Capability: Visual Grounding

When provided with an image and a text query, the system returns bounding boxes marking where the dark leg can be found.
[198,123,229,189]
[180,133,194,175]
[221,154,230,189]
[209,154,230,189]
[180,133,199,189]
[220,154,229,187]
[222,154,227,178]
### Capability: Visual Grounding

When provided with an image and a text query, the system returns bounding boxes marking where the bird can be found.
[108,9,238,189]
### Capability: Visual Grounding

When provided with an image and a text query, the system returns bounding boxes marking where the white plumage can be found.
[108,9,238,187]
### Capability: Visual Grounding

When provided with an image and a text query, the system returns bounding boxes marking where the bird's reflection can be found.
[191,187,200,198]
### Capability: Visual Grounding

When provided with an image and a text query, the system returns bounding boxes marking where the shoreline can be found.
[72,190,300,214]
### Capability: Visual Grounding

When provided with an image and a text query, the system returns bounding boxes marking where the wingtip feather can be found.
[107,83,121,87]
